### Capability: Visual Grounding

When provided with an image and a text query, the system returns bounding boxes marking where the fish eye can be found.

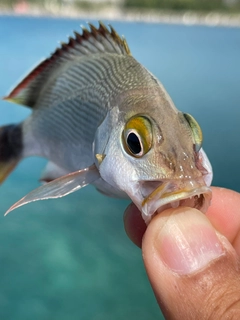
[123,116,152,158]
[183,113,203,152]
[126,132,142,155]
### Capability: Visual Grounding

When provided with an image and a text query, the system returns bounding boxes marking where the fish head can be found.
[95,89,212,224]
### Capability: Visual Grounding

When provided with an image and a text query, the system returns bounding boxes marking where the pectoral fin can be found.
[5,164,100,215]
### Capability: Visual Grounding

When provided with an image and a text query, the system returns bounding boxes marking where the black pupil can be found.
[127,132,142,155]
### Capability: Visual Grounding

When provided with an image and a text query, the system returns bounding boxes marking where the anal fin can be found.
[40,161,68,183]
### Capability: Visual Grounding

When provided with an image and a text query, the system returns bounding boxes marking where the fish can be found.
[1,22,212,223]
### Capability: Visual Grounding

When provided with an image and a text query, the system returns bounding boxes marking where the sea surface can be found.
[0,15,239,320]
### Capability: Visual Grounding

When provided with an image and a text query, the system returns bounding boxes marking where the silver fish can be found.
[1,22,212,223]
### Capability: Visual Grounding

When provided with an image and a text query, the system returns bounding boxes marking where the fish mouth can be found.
[141,180,212,224]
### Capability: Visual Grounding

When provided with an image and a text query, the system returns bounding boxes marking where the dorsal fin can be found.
[3,22,131,108]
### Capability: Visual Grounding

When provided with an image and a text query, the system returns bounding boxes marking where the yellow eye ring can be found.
[123,116,152,158]
[183,113,203,152]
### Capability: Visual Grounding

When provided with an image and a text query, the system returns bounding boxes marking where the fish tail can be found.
[0,124,23,183]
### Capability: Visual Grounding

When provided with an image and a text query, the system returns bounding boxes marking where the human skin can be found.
[124,187,240,319]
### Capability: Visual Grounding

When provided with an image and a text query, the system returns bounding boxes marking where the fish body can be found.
[2,23,212,223]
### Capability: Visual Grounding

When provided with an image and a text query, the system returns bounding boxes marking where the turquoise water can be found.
[0,15,240,320]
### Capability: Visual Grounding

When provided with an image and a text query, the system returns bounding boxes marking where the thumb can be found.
[142,207,240,320]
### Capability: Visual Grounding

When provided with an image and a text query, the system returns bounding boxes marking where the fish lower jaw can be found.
[158,193,206,213]
[142,186,212,224]
[169,193,205,210]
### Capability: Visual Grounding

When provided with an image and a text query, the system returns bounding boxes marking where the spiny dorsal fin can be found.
[3,22,131,108]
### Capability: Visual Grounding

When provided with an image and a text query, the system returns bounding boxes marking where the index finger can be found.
[206,187,240,255]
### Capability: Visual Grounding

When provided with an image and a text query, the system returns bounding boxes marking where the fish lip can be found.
[142,183,212,224]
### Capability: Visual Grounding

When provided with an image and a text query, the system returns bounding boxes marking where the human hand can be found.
[124,187,240,319]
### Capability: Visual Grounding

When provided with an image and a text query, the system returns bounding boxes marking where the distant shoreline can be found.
[1,5,240,28]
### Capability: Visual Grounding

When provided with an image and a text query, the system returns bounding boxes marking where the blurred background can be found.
[0,0,240,23]
[0,1,240,320]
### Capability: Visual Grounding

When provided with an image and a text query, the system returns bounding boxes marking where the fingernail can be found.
[155,208,224,275]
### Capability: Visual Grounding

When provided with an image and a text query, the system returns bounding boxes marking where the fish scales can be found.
[1,22,212,223]
[23,99,104,170]
[33,55,153,114]
[24,54,157,170]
